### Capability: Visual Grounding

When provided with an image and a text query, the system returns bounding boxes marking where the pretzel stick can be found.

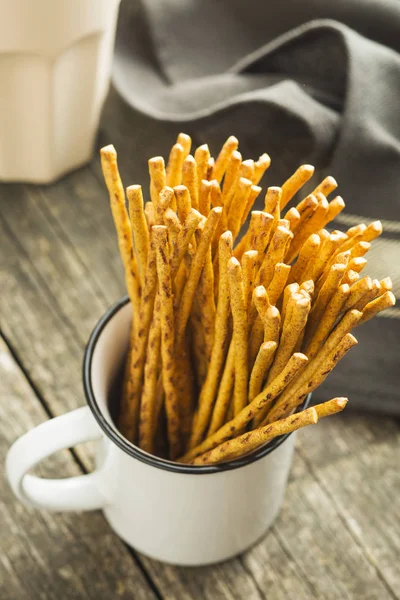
[344,276,373,310]
[314,397,348,418]
[100,146,141,328]
[264,186,282,221]
[249,315,265,367]
[284,207,301,232]
[155,186,174,225]
[222,150,242,204]
[176,207,222,344]
[287,234,320,284]
[326,196,345,221]
[311,175,337,197]
[242,250,259,314]
[170,209,202,275]
[148,157,166,208]
[194,144,211,188]
[342,269,360,286]
[234,211,273,260]
[281,164,315,209]
[257,226,293,288]
[307,264,346,337]
[177,133,191,157]
[314,249,350,295]
[264,333,357,424]
[380,277,393,292]
[361,220,382,242]
[182,155,199,210]
[152,225,181,459]
[240,159,255,181]
[286,195,329,263]
[266,263,291,305]
[253,153,271,185]
[196,238,216,359]
[144,201,155,229]
[263,305,281,345]
[189,232,233,447]
[358,291,396,325]
[213,135,239,182]
[349,241,371,260]
[126,185,149,285]
[228,177,253,239]
[353,279,382,309]
[249,341,277,401]
[295,192,318,216]
[198,179,211,216]
[206,157,215,180]
[166,143,184,187]
[207,342,235,436]
[241,185,262,227]
[179,352,308,463]
[193,407,318,465]
[174,185,191,223]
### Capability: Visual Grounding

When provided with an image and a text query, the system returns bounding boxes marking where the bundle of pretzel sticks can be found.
[100,133,395,465]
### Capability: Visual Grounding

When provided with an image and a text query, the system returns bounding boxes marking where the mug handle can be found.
[6,406,107,512]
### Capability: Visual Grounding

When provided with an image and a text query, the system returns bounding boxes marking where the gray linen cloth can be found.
[113,0,400,414]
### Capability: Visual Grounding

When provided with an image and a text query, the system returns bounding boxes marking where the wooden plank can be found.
[0,336,158,600]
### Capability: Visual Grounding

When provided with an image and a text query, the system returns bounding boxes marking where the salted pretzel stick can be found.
[314,397,348,418]
[177,133,191,157]
[353,279,381,309]
[234,211,273,260]
[196,239,216,358]
[264,333,357,424]
[148,157,166,208]
[127,185,150,286]
[266,263,291,305]
[198,179,211,216]
[342,269,360,286]
[257,226,293,288]
[349,241,371,260]
[380,277,393,292]
[295,192,318,216]
[287,234,320,284]
[346,257,367,275]
[253,153,271,185]
[358,291,396,325]
[155,186,174,225]
[242,250,259,313]
[263,305,281,345]
[241,185,262,227]
[299,279,315,298]
[307,264,346,335]
[207,342,235,435]
[304,283,350,359]
[179,353,308,463]
[174,185,191,223]
[206,157,215,180]
[189,232,233,448]
[222,150,242,203]
[213,135,239,182]
[311,175,337,197]
[144,201,155,229]
[286,195,329,263]
[361,220,382,242]
[251,284,270,327]
[176,207,222,344]
[314,249,351,295]
[164,207,181,251]
[193,407,318,465]
[182,155,199,210]
[228,177,253,239]
[227,258,249,416]
[100,146,141,327]
[281,164,315,209]
[152,225,181,459]
[170,209,202,274]
[209,179,223,207]
[284,207,301,232]
[344,276,373,310]
[264,186,282,221]
[240,159,255,181]
[249,315,265,367]
[194,144,211,188]
[249,341,277,401]
[326,196,345,221]
[166,143,184,187]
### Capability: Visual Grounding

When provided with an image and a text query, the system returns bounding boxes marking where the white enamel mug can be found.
[6,297,310,566]
[0,0,120,183]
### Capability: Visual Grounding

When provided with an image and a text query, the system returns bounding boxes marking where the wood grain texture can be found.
[1,86,399,599]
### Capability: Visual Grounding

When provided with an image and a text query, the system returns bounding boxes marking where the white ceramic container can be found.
[0,0,120,183]
[6,297,310,566]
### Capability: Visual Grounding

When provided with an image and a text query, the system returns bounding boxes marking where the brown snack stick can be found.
[248,314,266,367]
[307,263,346,336]
[148,156,167,208]
[240,159,255,181]
[177,133,191,157]
[261,305,281,345]
[380,277,393,292]
[318,228,331,244]
[295,192,319,216]
[349,241,371,260]
[281,282,300,322]
[263,186,282,219]
[228,258,249,416]
[281,164,315,209]
[304,283,350,359]
[193,407,318,465]
[248,341,277,401]
[222,150,242,205]
[266,263,291,305]
[346,257,367,275]
[241,185,262,227]
[284,207,301,232]
[152,225,181,459]
[127,185,150,287]
[206,157,215,180]
[358,291,396,325]
[242,250,259,313]
[213,135,239,183]
[341,269,360,286]
[314,397,348,418]
[189,232,233,448]
[144,201,155,229]
[233,211,273,261]
[100,145,141,328]
[170,209,202,275]
[155,186,174,225]
[196,237,216,359]
[176,207,222,344]
[227,177,253,240]
[190,296,209,388]
[299,279,315,298]
[352,278,381,310]
[314,249,350,296]
[311,175,337,198]
[207,342,235,435]
[164,207,181,249]
[361,220,382,242]
[174,185,191,223]
[194,144,211,188]
[198,179,211,216]
[344,275,373,310]
[287,233,320,284]
[166,143,184,187]
[257,226,293,288]
[253,153,271,184]
[326,196,345,222]
[286,195,329,263]
[179,352,308,463]
[182,154,199,210]
[264,334,357,424]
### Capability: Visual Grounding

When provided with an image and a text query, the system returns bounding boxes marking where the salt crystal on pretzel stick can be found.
[148,157,166,209]
[182,155,199,210]
[304,283,350,359]
[314,397,348,418]
[248,342,278,402]
[240,159,255,181]
[266,263,291,306]
[127,185,150,287]
[253,153,271,185]
[311,175,338,198]
[179,353,308,463]
[358,291,396,325]
[281,164,315,210]
[176,207,222,345]
[198,179,211,216]
[227,258,249,416]
[241,185,262,228]
[193,407,318,465]
[287,234,320,285]
[194,144,211,188]
[166,143,184,188]
[222,150,242,203]
[100,146,141,328]
[326,196,345,222]
[264,333,357,424]
[177,133,191,157]
[189,232,233,448]
[213,135,239,183]
[153,225,181,460]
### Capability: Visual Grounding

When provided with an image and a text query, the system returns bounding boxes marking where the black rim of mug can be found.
[83,296,312,475]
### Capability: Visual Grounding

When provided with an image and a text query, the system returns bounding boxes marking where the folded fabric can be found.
[113,0,400,414]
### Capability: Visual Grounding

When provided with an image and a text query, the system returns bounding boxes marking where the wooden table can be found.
[1,89,399,600]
